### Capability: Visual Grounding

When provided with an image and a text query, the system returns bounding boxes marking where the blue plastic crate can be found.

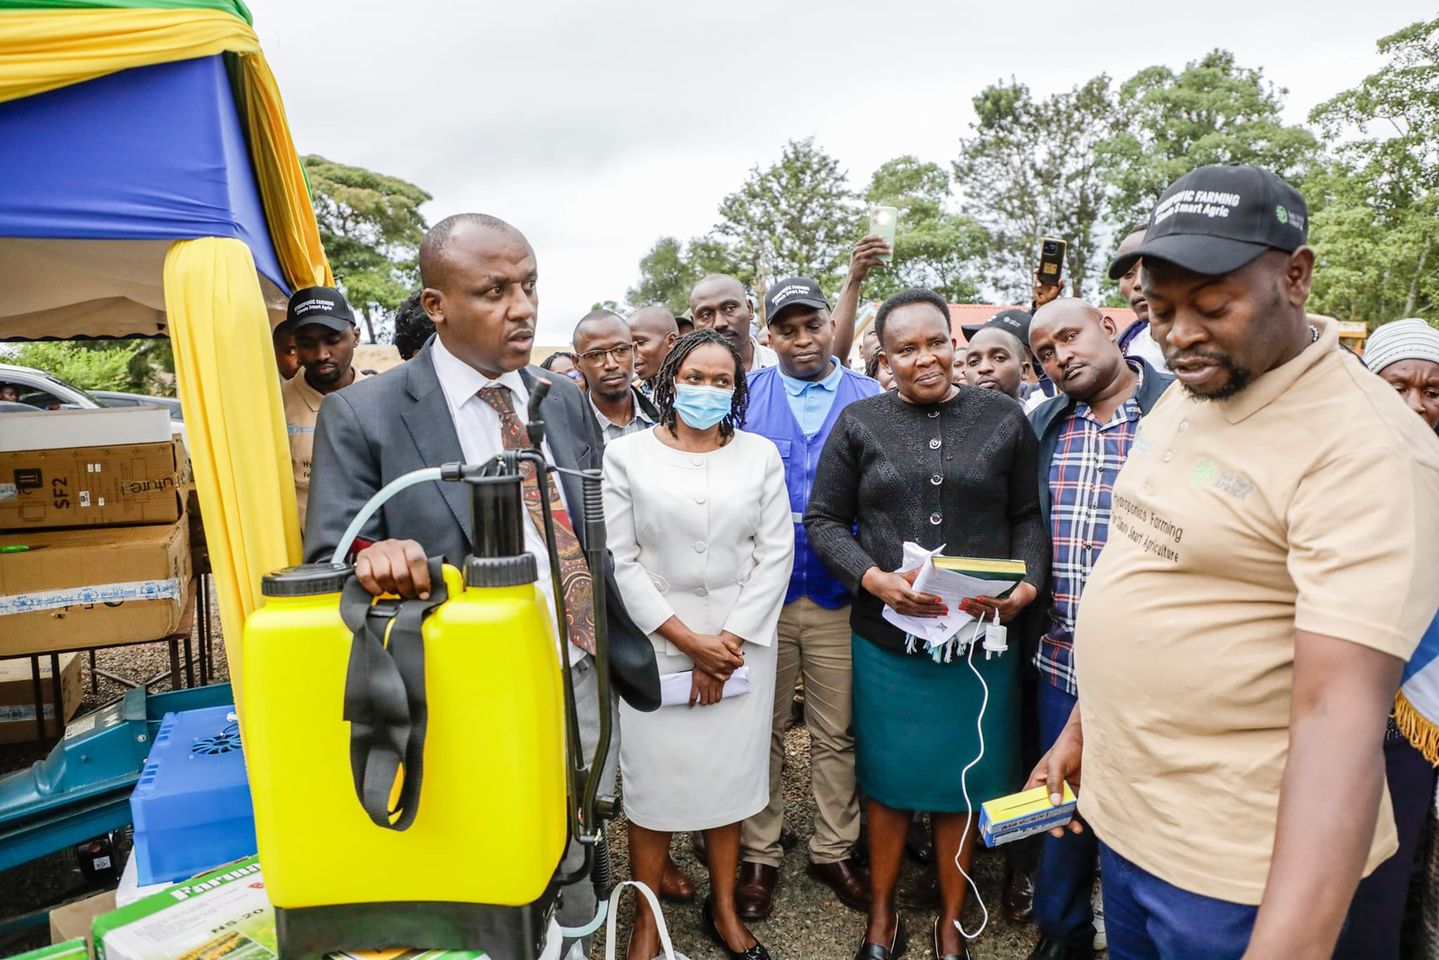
[130,703,257,885]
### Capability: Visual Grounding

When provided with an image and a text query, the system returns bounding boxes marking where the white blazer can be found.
[602,427,795,658]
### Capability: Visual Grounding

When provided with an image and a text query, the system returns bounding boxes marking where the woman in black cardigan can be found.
[805,289,1049,960]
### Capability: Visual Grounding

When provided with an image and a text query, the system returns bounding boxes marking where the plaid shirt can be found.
[1037,362,1145,694]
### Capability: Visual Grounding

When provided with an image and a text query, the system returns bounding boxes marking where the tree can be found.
[865,155,988,302]
[1306,17,1439,323]
[1100,50,1320,229]
[625,235,750,313]
[954,77,1119,302]
[715,138,860,297]
[303,155,431,343]
[7,341,144,392]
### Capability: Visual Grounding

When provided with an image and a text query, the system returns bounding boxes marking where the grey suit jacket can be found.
[304,344,661,711]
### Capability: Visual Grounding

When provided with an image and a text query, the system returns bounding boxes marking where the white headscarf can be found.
[1364,318,1439,374]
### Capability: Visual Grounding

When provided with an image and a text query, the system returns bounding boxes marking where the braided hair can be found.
[652,328,749,441]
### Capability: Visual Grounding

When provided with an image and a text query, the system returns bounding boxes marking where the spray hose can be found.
[330,467,445,564]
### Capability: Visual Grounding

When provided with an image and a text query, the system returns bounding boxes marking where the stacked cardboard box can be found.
[0,407,193,718]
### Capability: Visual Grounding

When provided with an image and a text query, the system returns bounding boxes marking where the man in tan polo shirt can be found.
[281,285,365,527]
[1029,164,1439,959]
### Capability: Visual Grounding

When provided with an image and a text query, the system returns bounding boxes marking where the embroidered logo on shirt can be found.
[1189,457,1254,500]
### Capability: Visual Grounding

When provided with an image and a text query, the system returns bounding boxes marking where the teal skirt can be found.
[851,632,1020,812]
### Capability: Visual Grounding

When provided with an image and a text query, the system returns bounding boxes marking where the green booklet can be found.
[932,555,1026,578]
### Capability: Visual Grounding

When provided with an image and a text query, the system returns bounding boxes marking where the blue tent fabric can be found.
[0,54,287,293]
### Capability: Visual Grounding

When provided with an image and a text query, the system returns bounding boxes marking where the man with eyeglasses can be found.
[690,274,778,373]
[572,308,658,443]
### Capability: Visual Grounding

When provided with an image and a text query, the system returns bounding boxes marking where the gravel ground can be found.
[593,718,1042,960]
[0,589,1045,959]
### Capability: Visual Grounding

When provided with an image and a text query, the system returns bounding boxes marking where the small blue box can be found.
[130,704,257,885]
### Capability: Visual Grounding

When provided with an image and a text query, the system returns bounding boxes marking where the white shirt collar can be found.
[430,335,529,418]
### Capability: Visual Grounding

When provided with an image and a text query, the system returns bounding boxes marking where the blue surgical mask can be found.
[672,384,734,430]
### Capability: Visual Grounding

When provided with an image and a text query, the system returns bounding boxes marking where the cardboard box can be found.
[0,518,191,656]
[92,857,561,960]
[0,406,174,454]
[50,890,117,949]
[14,939,89,959]
[0,438,190,532]
[93,858,272,960]
[0,652,82,743]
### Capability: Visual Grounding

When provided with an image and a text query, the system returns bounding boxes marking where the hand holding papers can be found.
[881,542,1025,656]
[659,665,751,707]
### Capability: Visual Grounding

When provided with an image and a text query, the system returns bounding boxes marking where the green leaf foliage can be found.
[1307,18,1439,323]
[302,155,431,342]
[864,156,987,303]
[6,341,145,393]
[1100,50,1320,229]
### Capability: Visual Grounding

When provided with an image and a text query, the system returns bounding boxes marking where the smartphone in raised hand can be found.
[869,205,898,263]
[1037,237,1067,285]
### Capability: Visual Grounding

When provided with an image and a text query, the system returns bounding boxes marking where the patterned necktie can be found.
[475,384,595,655]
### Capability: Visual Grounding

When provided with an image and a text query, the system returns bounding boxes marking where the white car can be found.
[0,362,188,450]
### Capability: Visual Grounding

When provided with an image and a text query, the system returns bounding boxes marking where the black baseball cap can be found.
[961,308,1031,344]
[286,285,357,332]
[1108,164,1307,280]
[764,277,830,325]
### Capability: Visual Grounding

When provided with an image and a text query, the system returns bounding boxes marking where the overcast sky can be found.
[248,0,1431,343]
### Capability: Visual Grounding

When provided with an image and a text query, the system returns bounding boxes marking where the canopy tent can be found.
[0,0,332,692]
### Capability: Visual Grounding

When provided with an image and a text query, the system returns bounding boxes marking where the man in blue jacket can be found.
[1023,298,1172,960]
[735,276,882,919]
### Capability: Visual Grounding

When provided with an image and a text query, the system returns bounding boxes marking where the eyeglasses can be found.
[576,343,635,366]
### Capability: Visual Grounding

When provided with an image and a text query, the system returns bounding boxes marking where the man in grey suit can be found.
[304,213,659,955]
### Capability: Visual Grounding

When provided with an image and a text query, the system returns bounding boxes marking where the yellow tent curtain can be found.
[166,237,302,696]
[0,7,330,292]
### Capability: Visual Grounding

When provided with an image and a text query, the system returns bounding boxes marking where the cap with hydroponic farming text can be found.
[1108,164,1307,280]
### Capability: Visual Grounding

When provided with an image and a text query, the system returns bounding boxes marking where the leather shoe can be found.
[690,830,707,861]
[932,918,972,960]
[702,896,771,960]
[1025,938,1096,960]
[660,857,696,904]
[779,821,799,850]
[733,861,778,921]
[1002,861,1035,924]
[853,916,906,960]
[806,859,870,912]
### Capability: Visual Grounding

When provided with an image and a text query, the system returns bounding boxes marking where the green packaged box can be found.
[9,939,89,960]
[89,856,543,959]
[93,858,274,960]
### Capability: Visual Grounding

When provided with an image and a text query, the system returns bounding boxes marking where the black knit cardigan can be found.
[803,386,1051,652]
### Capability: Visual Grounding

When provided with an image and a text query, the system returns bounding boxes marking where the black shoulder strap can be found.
[339,558,448,831]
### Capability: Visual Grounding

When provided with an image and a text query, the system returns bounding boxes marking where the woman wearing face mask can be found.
[604,329,796,960]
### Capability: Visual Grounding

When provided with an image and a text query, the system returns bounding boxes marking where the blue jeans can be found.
[1100,844,1257,960]
[1033,682,1100,947]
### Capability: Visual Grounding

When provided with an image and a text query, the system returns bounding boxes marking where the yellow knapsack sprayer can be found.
[242,381,619,959]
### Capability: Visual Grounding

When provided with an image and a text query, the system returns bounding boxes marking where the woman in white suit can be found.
[603,329,795,960]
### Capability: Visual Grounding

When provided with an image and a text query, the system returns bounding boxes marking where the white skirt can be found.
[618,639,777,831]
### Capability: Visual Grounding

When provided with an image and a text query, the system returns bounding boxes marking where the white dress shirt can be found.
[1125,323,1170,373]
[748,337,778,372]
[429,337,585,664]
